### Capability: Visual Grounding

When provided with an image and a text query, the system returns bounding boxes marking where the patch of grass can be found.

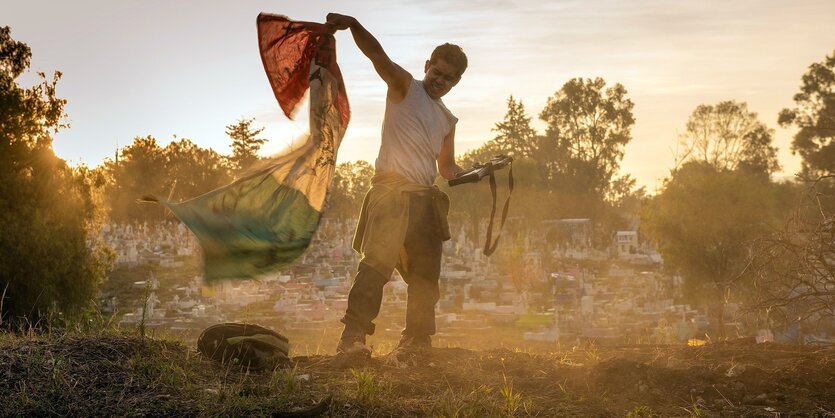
[625,404,659,418]
[429,385,497,418]
[584,342,602,363]
[681,403,711,418]
[129,350,191,389]
[557,351,577,366]
[371,340,395,357]
[270,362,301,395]
[499,376,528,416]
[350,368,389,404]
[500,375,522,416]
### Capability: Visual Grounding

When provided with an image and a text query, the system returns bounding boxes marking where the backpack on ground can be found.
[197,322,290,370]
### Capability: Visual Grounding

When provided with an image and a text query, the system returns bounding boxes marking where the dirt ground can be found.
[297,340,835,417]
[2,332,834,417]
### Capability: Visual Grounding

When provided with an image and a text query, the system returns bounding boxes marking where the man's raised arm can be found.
[326,13,411,100]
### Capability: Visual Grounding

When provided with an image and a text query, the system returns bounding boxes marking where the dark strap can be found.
[483,161,514,256]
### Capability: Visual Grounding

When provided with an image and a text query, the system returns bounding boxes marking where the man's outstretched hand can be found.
[326,13,356,33]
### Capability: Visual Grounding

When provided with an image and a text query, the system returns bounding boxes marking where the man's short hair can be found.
[430,43,467,78]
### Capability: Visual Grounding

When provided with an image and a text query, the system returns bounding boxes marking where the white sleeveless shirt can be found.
[375,78,458,185]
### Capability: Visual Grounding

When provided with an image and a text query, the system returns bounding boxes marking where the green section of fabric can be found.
[163,173,320,281]
[352,171,450,277]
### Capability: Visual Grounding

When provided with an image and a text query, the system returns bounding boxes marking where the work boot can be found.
[385,335,431,367]
[332,337,371,368]
[336,337,371,358]
[396,335,432,351]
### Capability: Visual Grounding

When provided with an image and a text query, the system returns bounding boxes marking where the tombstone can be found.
[580,295,594,315]
[146,291,160,318]
[148,272,159,290]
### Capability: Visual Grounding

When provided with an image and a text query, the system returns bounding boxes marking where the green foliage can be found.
[0,26,109,323]
[459,138,506,169]
[163,137,232,201]
[642,162,778,334]
[682,403,710,418]
[641,100,783,336]
[500,375,523,416]
[350,368,387,404]
[625,405,659,418]
[779,49,835,178]
[642,162,775,288]
[607,174,645,212]
[538,77,635,196]
[492,95,538,159]
[226,118,266,173]
[325,160,374,219]
[440,156,525,242]
[464,79,637,220]
[270,363,300,394]
[444,77,641,248]
[536,77,638,240]
[102,135,167,222]
[678,100,780,176]
[642,99,786,336]
[429,385,508,418]
[101,135,232,223]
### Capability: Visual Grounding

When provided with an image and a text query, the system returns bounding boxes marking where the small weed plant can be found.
[626,404,659,418]
[351,368,387,404]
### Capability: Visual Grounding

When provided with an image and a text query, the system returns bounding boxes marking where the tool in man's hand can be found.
[448,155,513,187]
[447,155,514,256]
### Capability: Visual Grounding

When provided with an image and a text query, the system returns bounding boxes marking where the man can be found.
[325,13,466,357]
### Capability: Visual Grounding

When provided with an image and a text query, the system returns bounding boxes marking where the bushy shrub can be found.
[0,26,110,324]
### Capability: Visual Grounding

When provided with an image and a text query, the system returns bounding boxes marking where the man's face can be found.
[423,58,461,99]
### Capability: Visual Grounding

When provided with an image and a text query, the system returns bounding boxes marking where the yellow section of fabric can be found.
[351,171,450,277]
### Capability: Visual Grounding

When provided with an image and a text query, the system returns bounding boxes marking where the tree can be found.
[538,77,635,195]
[779,50,835,178]
[642,162,777,338]
[101,135,234,223]
[678,101,780,176]
[452,79,639,245]
[0,26,109,323]
[492,96,538,158]
[534,78,638,241]
[606,174,646,221]
[226,118,266,173]
[458,139,505,169]
[326,160,374,219]
[103,136,168,223]
[750,177,835,341]
[163,137,232,201]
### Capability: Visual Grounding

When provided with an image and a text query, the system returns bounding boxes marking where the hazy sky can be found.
[6,0,835,189]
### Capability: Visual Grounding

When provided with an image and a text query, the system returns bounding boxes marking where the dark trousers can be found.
[341,193,442,340]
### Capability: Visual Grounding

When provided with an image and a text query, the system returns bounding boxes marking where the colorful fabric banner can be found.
[148,13,349,281]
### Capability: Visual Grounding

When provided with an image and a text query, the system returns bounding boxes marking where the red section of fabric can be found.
[256,13,350,127]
